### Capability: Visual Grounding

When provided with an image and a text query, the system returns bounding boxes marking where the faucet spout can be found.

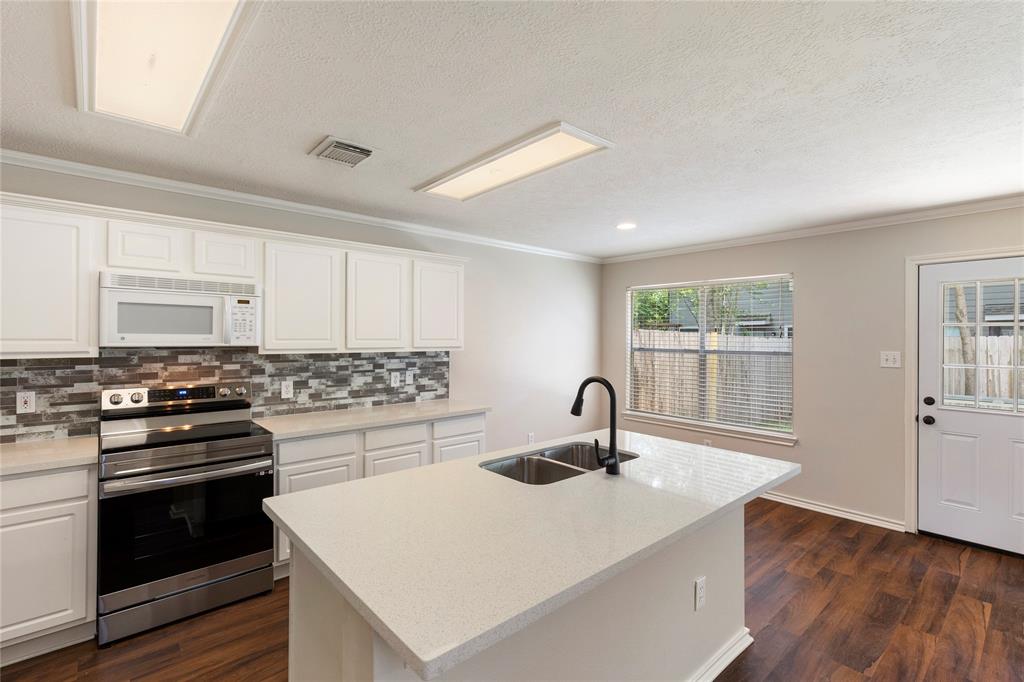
[569,376,619,475]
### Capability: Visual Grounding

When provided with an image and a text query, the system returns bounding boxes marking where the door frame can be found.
[903,246,1024,533]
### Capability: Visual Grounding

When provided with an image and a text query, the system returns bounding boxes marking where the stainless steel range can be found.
[97,382,274,645]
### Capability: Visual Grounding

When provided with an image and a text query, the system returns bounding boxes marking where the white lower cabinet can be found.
[364,444,428,477]
[276,454,358,562]
[433,434,484,463]
[0,467,96,646]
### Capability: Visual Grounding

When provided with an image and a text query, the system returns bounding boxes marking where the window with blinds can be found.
[626,275,794,435]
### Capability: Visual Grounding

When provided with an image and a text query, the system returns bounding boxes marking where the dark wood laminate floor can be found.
[3,499,1021,681]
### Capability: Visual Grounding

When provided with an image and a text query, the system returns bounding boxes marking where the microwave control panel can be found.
[228,297,259,345]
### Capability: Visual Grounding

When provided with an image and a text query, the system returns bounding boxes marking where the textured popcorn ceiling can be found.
[1,1,1021,258]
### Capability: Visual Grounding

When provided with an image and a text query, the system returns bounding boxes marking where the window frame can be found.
[623,273,798,446]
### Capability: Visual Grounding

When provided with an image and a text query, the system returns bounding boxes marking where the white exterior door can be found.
[918,256,1024,554]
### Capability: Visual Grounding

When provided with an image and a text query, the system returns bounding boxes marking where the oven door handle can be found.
[100,458,272,498]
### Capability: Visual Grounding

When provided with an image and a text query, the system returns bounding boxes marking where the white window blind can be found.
[626,274,794,435]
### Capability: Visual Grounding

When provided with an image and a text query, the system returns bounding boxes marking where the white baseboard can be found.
[0,622,95,667]
[693,627,752,682]
[273,561,290,581]
[761,491,906,533]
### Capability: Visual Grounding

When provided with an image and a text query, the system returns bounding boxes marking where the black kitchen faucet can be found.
[570,376,620,475]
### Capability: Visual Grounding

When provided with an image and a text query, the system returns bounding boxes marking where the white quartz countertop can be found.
[254,399,491,439]
[264,429,800,679]
[0,436,98,476]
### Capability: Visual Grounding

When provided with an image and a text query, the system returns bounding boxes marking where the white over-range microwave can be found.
[99,272,261,347]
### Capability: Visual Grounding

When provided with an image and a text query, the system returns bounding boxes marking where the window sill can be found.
[622,411,799,447]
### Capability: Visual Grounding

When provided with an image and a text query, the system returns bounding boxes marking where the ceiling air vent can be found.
[310,136,373,168]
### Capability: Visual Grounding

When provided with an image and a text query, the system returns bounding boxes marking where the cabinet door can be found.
[107,220,187,271]
[0,207,97,357]
[276,454,357,561]
[413,261,464,348]
[0,498,89,642]
[432,434,484,463]
[194,231,257,278]
[346,251,410,349]
[364,444,427,477]
[264,241,343,352]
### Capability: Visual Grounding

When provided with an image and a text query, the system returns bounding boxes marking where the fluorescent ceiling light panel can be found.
[75,0,254,133]
[421,123,612,201]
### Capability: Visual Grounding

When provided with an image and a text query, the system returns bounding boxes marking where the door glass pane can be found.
[943,326,975,365]
[1017,369,1023,411]
[944,283,976,323]
[977,326,1014,367]
[943,366,976,408]
[978,367,1013,411]
[118,302,214,335]
[981,281,1014,323]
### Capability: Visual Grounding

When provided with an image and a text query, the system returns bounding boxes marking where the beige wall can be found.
[602,207,1024,525]
[0,163,604,449]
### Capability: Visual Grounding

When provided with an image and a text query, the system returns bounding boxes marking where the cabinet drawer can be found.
[0,468,90,511]
[364,445,426,477]
[364,423,427,451]
[433,414,485,440]
[278,432,357,465]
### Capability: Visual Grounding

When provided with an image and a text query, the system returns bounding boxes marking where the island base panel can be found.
[289,507,749,681]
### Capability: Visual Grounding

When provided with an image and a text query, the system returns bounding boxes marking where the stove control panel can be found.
[101,383,252,411]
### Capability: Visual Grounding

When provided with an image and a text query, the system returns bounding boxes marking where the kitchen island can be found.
[263,429,799,681]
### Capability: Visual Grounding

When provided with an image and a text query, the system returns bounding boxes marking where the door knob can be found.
[923,396,935,406]
[922,415,935,425]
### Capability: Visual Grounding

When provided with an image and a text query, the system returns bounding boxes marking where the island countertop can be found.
[263,429,800,680]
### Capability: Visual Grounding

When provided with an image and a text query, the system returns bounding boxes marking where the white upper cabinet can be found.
[0,207,98,357]
[107,220,187,271]
[264,241,343,352]
[413,260,464,349]
[194,231,258,278]
[346,251,411,349]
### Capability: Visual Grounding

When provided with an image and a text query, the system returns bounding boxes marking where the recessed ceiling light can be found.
[616,222,637,231]
[419,122,612,201]
[72,0,259,133]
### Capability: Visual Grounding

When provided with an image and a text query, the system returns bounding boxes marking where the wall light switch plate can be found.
[281,380,294,399]
[405,370,416,385]
[695,576,706,611]
[16,391,35,414]
[880,351,902,368]
[528,432,535,444]
[390,372,401,388]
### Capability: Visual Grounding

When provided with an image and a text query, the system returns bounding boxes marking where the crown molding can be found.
[602,194,1024,264]
[0,149,600,264]
[3,149,1019,266]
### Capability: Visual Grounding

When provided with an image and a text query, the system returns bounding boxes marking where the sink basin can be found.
[480,455,586,485]
[480,443,638,484]
[534,442,638,471]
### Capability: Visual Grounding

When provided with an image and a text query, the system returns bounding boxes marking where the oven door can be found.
[98,456,274,613]
[100,288,228,347]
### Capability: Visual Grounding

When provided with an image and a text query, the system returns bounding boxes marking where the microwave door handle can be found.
[100,458,272,498]
[223,298,232,344]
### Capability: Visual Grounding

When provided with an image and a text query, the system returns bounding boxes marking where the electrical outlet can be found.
[695,576,706,611]
[390,372,402,388]
[703,439,712,447]
[880,351,902,368]
[16,391,35,414]
[528,432,535,444]
[281,380,294,399]
[405,369,416,385]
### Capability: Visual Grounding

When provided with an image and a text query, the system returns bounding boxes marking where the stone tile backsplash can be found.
[0,348,449,443]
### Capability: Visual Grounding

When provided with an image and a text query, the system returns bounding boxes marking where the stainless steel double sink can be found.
[480,442,638,485]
